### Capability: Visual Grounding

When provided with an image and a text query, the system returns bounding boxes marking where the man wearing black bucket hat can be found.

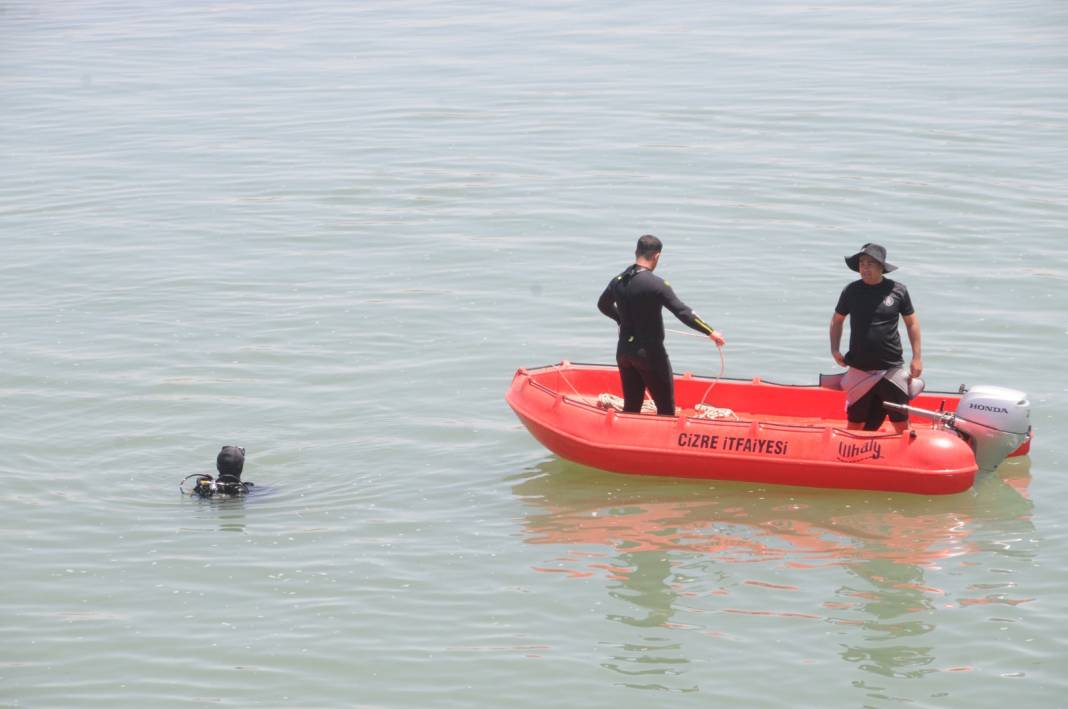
[829,243,923,432]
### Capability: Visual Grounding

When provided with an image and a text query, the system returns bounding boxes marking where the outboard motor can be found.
[953,386,1031,472]
[884,385,1030,473]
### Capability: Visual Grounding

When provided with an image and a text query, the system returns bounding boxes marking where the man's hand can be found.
[910,356,923,379]
[709,330,726,347]
[829,313,847,368]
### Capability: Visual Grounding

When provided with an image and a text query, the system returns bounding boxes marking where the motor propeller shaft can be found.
[882,401,954,426]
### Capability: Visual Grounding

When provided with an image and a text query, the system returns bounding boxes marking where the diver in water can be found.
[181,445,254,498]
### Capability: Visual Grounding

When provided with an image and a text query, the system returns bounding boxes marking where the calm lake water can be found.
[2,1,1067,706]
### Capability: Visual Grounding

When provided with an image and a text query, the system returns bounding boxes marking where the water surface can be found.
[2,1,1067,706]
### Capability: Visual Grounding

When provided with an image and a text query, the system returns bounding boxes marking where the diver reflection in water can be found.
[180,445,255,498]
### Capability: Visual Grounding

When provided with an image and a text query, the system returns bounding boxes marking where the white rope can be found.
[692,403,738,420]
[664,328,708,339]
[595,394,735,419]
[665,329,726,406]
[556,329,731,418]
[698,344,726,407]
[596,393,661,414]
[557,367,595,405]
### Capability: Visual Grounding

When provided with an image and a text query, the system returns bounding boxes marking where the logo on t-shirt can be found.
[883,295,895,307]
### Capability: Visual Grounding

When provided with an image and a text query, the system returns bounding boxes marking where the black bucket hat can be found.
[845,243,897,273]
[216,445,245,480]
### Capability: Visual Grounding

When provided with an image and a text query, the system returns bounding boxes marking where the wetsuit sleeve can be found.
[660,281,714,335]
[898,284,915,316]
[835,285,851,316]
[597,280,621,325]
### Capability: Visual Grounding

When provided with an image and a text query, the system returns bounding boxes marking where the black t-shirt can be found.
[835,278,914,370]
[597,265,712,348]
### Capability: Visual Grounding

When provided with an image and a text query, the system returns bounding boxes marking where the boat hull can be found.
[505,362,999,495]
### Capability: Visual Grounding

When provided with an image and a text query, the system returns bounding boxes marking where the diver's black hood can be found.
[216,445,245,480]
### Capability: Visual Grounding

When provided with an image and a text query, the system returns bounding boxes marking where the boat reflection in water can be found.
[512,456,1033,694]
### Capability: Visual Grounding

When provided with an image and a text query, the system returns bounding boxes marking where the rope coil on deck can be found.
[561,329,732,417]
[593,394,737,420]
[559,331,734,416]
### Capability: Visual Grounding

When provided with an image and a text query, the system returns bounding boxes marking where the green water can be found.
[2,1,1066,706]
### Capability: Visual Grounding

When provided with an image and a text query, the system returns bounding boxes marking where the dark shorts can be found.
[616,342,675,416]
[847,377,909,430]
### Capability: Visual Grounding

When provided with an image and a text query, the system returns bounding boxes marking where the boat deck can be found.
[679,408,925,433]
[685,410,834,425]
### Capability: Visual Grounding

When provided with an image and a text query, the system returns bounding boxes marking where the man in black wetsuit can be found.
[829,243,923,432]
[598,234,726,416]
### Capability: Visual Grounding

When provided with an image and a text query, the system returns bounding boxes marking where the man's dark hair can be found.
[636,234,663,258]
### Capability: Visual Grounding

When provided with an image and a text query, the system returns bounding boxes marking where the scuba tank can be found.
[179,445,254,497]
[180,473,254,498]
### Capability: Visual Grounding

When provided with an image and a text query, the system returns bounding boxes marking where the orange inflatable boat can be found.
[505,362,1031,495]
